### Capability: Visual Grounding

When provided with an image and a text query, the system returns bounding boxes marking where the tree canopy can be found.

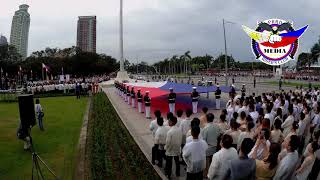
[0,46,119,79]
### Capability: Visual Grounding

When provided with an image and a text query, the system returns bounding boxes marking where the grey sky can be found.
[1,0,319,64]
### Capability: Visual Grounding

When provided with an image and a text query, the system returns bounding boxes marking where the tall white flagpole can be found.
[119,0,124,72]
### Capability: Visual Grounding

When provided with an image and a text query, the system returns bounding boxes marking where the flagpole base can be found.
[115,71,130,82]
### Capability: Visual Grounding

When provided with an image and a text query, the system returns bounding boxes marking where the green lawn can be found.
[0,96,88,179]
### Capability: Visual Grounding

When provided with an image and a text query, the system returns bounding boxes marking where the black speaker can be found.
[18,94,36,129]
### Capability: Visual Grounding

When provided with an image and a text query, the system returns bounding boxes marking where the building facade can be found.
[10,4,30,60]
[0,35,8,46]
[77,16,96,53]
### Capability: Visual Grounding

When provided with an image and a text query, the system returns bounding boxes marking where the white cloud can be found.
[1,0,319,64]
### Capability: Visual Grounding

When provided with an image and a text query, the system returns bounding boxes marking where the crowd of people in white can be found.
[147,86,320,180]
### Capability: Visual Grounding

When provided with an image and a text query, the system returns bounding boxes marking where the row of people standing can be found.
[115,82,152,118]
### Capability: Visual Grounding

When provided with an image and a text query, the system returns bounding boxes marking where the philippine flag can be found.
[261,25,308,48]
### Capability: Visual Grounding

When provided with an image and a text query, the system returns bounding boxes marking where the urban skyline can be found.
[0,35,8,46]
[77,16,97,53]
[10,4,30,60]
[1,0,320,63]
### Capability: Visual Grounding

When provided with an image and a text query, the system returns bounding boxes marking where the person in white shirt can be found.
[248,128,271,160]
[237,100,248,116]
[186,118,202,140]
[183,126,208,180]
[150,110,161,138]
[176,109,184,128]
[153,117,170,167]
[180,109,193,149]
[207,134,238,180]
[35,99,44,131]
[311,106,320,132]
[273,135,300,180]
[249,104,259,124]
[296,142,319,180]
[264,105,275,126]
[237,121,255,149]
[165,116,182,178]
[225,120,241,149]
[282,107,294,137]
[201,113,222,176]
[270,119,284,144]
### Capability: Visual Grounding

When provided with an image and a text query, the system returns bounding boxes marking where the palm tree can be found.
[184,51,191,74]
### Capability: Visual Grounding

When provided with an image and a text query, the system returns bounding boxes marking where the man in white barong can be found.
[207,134,238,180]
[183,126,208,180]
[273,135,300,180]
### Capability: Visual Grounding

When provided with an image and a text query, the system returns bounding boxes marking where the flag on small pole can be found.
[42,63,50,81]
[46,68,49,81]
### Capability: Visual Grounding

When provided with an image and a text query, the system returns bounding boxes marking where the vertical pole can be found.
[42,68,44,81]
[136,58,138,75]
[119,0,124,72]
[223,19,228,86]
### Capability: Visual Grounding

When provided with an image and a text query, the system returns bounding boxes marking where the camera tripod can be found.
[29,136,60,180]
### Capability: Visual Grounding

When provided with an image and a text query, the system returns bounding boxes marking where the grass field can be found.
[0,96,88,179]
[87,93,161,180]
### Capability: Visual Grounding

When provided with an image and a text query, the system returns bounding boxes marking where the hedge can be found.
[87,93,161,180]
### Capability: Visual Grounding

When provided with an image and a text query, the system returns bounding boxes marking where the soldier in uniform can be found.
[253,76,256,88]
[131,87,136,108]
[230,84,236,99]
[144,91,151,119]
[215,84,221,110]
[191,87,199,114]
[127,86,131,104]
[241,84,246,98]
[168,87,176,113]
[137,89,143,113]
[123,85,127,101]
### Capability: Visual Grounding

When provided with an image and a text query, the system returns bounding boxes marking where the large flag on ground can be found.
[124,81,238,98]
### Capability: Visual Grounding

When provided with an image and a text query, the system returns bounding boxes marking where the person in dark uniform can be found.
[122,84,126,100]
[127,86,131,105]
[215,84,221,109]
[191,87,199,114]
[137,89,143,113]
[144,91,151,119]
[241,84,246,98]
[253,76,256,88]
[279,78,282,90]
[214,77,217,85]
[232,76,235,84]
[230,84,236,99]
[131,87,136,108]
[168,87,176,113]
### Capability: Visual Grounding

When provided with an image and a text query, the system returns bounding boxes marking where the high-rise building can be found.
[10,4,30,60]
[77,16,96,53]
[0,35,8,46]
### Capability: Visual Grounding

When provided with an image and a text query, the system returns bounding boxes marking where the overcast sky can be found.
[1,0,319,64]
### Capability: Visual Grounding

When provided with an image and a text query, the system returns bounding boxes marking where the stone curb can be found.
[73,97,92,180]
